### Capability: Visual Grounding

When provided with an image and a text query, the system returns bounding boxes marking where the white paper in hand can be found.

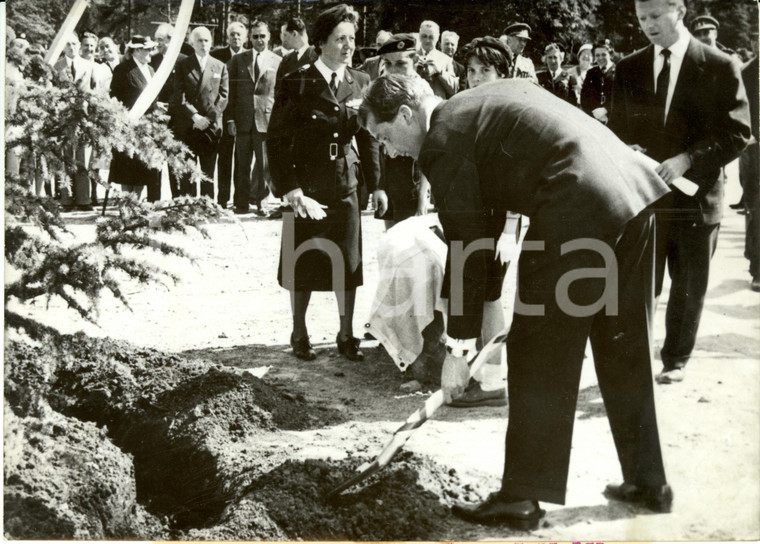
[638,153,699,197]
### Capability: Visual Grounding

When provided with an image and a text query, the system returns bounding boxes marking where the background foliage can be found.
[7,0,758,62]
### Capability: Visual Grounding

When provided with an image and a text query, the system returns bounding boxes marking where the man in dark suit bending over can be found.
[609,0,751,384]
[361,74,673,529]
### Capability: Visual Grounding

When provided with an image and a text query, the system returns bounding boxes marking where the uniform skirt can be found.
[278,190,363,292]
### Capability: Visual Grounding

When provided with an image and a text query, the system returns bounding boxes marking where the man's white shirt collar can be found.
[653,25,691,119]
[195,53,208,72]
[314,58,346,86]
[297,44,310,60]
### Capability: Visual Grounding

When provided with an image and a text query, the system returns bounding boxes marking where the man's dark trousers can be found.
[217,131,235,207]
[501,209,667,503]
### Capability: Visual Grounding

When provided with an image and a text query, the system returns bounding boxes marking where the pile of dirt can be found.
[3,330,346,537]
[234,452,484,541]
[3,400,167,539]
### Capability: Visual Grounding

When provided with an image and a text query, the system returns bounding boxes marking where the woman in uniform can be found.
[267,4,381,361]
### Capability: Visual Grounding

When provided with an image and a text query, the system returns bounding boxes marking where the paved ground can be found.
[9,161,759,540]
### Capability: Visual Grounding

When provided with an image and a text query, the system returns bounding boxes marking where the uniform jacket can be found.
[53,55,96,91]
[511,54,538,82]
[416,48,458,98]
[538,68,576,103]
[267,63,381,203]
[277,45,319,82]
[580,62,615,115]
[170,54,229,138]
[358,54,383,81]
[418,79,671,339]
[609,37,751,224]
[227,48,282,133]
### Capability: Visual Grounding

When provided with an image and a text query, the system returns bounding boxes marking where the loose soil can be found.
[4,171,759,540]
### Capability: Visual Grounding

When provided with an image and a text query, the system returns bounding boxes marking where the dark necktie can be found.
[70,61,76,80]
[253,54,260,81]
[330,72,338,96]
[656,49,671,123]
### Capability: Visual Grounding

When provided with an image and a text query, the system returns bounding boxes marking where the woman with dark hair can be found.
[267,4,381,361]
[580,40,616,123]
[462,36,514,88]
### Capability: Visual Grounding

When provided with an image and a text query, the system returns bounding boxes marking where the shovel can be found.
[325,327,510,500]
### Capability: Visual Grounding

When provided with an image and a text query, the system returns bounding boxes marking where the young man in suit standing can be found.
[227,21,282,215]
[171,26,229,199]
[609,0,751,384]
[276,16,318,82]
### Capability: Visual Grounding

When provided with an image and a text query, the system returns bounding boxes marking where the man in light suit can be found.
[416,20,458,98]
[211,21,247,208]
[227,21,282,214]
[54,32,97,210]
[609,0,751,385]
[171,26,229,199]
[361,74,672,529]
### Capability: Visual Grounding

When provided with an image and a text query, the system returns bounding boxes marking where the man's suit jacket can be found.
[538,69,575,103]
[581,63,615,115]
[267,63,380,203]
[416,48,458,98]
[53,55,96,91]
[511,54,538,83]
[150,51,188,105]
[452,59,466,92]
[227,48,282,133]
[170,54,229,139]
[418,80,671,339]
[277,45,319,82]
[609,38,751,224]
[210,45,244,64]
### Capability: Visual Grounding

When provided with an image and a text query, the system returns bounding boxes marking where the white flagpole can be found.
[44,0,90,66]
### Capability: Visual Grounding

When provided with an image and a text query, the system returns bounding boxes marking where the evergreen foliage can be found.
[5,76,225,331]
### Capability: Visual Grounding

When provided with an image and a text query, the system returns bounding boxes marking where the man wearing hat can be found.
[537,43,575,103]
[108,36,162,199]
[691,15,738,59]
[502,22,537,83]
[416,20,458,98]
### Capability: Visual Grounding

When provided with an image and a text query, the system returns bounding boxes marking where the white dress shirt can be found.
[314,58,346,88]
[195,53,209,73]
[653,26,691,120]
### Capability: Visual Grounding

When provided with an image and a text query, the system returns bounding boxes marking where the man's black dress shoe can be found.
[451,492,545,530]
[234,207,251,215]
[290,334,316,361]
[336,334,364,361]
[75,204,94,212]
[604,483,673,513]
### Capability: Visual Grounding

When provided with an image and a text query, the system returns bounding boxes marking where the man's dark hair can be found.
[312,4,359,54]
[462,36,514,78]
[283,16,307,35]
[250,20,270,33]
[359,73,428,125]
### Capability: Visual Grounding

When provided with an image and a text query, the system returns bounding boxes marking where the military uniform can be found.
[580,62,615,117]
[268,62,380,291]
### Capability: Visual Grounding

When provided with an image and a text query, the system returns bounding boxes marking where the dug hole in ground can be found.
[4,163,758,540]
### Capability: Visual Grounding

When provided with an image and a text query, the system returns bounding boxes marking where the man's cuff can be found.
[445,337,478,358]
